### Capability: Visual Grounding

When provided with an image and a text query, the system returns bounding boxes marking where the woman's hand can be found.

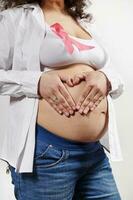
[66,70,109,114]
[38,71,76,117]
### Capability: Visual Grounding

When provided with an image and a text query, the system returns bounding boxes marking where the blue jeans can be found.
[9,124,121,200]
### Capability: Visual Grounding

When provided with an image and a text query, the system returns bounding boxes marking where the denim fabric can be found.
[34,123,102,151]
[9,124,121,200]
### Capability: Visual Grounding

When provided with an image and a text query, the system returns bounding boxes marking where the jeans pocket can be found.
[34,139,66,168]
[34,139,51,160]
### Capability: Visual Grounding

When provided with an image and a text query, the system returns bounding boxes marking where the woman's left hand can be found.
[66,70,109,114]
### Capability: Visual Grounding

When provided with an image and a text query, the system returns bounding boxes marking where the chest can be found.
[39,22,107,70]
[42,11,92,40]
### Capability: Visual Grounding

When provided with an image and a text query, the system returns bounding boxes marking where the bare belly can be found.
[36,64,108,142]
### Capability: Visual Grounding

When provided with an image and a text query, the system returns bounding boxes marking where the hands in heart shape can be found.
[39,68,110,117]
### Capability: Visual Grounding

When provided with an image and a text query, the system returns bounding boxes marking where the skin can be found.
[37,64,108,142]
[39,0,109,117]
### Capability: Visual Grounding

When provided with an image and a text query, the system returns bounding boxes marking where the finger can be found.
[82,93,103,114]
[53,99,70,115]
[73,77,80,85]
[90,96,104,112]
[58,100,74,116]
[49,96,70,117]
[79,90,96,113]
[76,85,92,110]
[48,98,64,115]
[87,92,102,111]
[83,106,90,115]
[89,93,102,111]
[79,87,99,114]
[77,86,98,113]
[59,74,75,87]
[89,104,97,111]
[53,90,75,116]
[85,88,103,110]
[59,74,69,83]
[93,95,104,107]
[66,77,74,87]
[92,92,102,103]
[72,74,85,85]
[58,83,76,111]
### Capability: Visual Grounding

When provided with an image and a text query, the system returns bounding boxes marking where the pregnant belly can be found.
[36,64,109,142]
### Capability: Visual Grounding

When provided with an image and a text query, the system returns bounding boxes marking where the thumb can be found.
[72,73,86,85]
[59,74,73,86]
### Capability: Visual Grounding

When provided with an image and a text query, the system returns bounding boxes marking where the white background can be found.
[0,0,133,199]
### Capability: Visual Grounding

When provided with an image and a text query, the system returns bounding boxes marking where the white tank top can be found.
[40,22,107,71]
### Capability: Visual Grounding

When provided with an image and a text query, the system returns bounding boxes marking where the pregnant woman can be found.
[0,0,124,199]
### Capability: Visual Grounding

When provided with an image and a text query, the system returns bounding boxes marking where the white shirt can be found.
[0,3,124,173]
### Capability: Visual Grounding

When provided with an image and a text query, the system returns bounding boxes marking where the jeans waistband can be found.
[35,123,102,151]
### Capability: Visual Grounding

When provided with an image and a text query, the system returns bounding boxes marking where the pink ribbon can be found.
[50,23,95,54]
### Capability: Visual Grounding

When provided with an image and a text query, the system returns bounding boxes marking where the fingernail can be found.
[76,105,80,110]
[70,110,74,114]
[79,109,83,113]
[65,112,69,116]
[84,109,89,114]
[73,106,76,110]
[84,110,88,114]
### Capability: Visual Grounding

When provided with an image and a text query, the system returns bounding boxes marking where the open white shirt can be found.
[0,3,124,173]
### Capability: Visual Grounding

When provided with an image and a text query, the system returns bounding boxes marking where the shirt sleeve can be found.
[87,21,125,99]
[0,10,43,98]
[97,54,125,99]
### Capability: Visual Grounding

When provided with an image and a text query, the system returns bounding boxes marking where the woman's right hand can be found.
[38,71,76,117]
